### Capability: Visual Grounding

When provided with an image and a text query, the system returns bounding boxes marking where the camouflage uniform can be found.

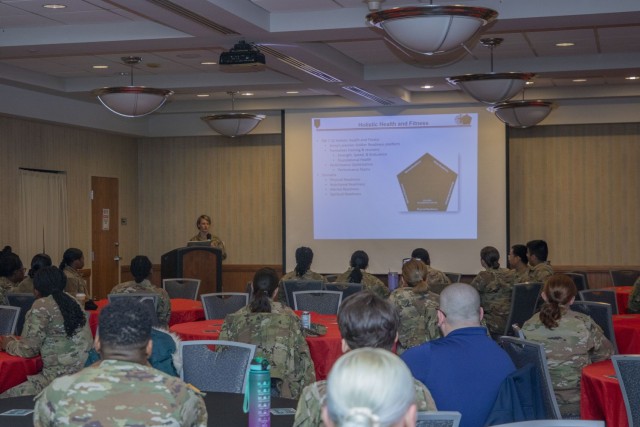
[522,309,614,418]
[219,305,315,399]
[0,295,93,398]
[423,266,452,294]
[512,267,531,284]
[33,359,207,426]
[293,378,437,427]
[470,268,517,336]
[0,276,11,304]
[335,268,390,299]
[389,287,441,354]
[190,233,227,260]
[110,279,172,327]
[9,277,34,294]
[62,266,88,296]
[627,276,640,314]
[528,262,554,283]
[278,270,328,304]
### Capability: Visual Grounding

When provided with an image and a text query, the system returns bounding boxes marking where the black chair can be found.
[324,282,363,300]
[497,337,562,420]
[416,411,462,427]
[612,354,640,427]
[444,272,462,283]
[162,278,200,300]
[503,282,543,336]
[609,269,640,287]
[201,293,248,320]
[578,289,618,314]
[564,273,588,293]
[569,301,619,354]
[180,340,256,393]
[282,280,323,308]
[7,293,36,335]
[292,290,343,315]
[568,271,591,290]
[0,305,20,335]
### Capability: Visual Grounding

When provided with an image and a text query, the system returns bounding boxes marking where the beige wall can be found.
[0,115,139,269]
[137,134,282,265]
[509,122,640,265]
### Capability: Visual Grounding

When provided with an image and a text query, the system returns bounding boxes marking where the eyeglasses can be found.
[436,305,447,318]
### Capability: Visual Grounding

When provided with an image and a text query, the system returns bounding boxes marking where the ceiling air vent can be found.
[257,45,342,83]
[342,86,395,105]
[149,0,239,35]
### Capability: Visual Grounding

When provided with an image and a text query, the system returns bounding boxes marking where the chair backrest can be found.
[7,293,36,335]
[496,336,562,420]
[444,272,462,283]
[0,305,20,335]
[609,269,640,287]
[563,272,588,293]
[503,282,543,335]
[491,421,605,427]
[569,301,619,354]
[293,290,343,315]
[162,278,201,300]
[324,282,363,300]
[568,270,591,290]
[107,293,159,326]
[201,292,248,320]
[416,411,462,427]
[282,280,323,307]
[578,289,618,314]
[612,354,640,427]
[180,340,256,393]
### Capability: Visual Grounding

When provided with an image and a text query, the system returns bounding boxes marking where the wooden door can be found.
[91,177,120,299]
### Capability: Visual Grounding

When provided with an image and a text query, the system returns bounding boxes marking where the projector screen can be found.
[285,106,506,275]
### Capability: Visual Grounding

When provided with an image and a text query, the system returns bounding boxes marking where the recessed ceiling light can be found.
[556,42,575,47]
[241,92,254,96]
[525,81,534,85]
[286,91,299,94]
[92,65,109,69]
[572,78,587,82]
[421,85,433,89]
[200,61,217,65]
[625,76,640,80]
[196,94,210,97]
[43,4,66,9]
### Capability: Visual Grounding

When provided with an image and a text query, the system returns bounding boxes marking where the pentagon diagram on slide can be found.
[397,152,458,212]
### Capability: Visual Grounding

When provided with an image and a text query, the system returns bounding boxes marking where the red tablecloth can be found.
[602,286,632,314]
[581,360,627,427]
[613,314,640,354]
[0,351,42,394]
[170,313,343,381]
[88,298,204,335]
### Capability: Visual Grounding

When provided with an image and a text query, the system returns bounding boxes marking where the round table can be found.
[0,352,42,395]
[0,392,296,427]
[170,312,343,380]
[88,298,204,335]
[613,313,640,354]
[580,360,627,427]
[602,286,632,314]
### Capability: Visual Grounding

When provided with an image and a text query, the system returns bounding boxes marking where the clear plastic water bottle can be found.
[388,271,399,291]
[244,357,271,427]
[302,311,311,329]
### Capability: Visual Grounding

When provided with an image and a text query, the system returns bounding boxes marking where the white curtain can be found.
[18,169,69,265]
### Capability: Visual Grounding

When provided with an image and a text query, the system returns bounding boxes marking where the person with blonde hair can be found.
[322,348,417,427]
[190,214,227,260]
[389,259,440,354]
[522,274,613,417]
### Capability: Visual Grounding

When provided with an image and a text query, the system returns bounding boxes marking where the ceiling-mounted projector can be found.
[219,41,266,72]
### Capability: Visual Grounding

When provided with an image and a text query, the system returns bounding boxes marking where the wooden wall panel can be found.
[0,115,139,284]
[509,123,640,265]
[137,134,282,266]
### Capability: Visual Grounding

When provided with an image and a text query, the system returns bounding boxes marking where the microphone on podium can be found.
[206,233,212,240]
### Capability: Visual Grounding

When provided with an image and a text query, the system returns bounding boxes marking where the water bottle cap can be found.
[250,357,270,371]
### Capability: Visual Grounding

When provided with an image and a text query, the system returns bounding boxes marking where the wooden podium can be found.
[161,247,222,296]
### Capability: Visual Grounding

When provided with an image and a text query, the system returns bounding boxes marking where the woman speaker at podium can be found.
[190,214,227,260]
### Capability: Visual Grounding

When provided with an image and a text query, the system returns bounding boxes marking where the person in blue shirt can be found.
[401,283,515,427]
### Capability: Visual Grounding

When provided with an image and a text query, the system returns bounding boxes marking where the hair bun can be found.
[343,407,380,427]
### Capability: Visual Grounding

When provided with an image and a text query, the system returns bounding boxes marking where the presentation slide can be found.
[284,107,506,274]
[311,114,477,239]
